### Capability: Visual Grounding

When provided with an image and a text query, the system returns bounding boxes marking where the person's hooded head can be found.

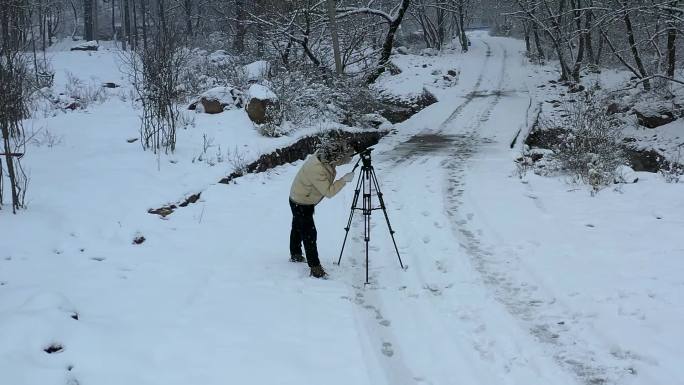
[316,138,353,166]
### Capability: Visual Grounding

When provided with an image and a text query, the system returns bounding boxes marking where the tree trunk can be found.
[69,0,78,39]
[523,20,531,54]
[93,0,99,40]
[300,12,322,68]
[437,7,445,48]
[585,4,596,65]
[183,0,193,36]
[38,1,46,52]
[547,0,571,80]
[131,0,138,49]
[531,13,544,60]
[368,0,411,84]
[158,0,167,35]
[620,0,650,90]
[327,0,343,74]
[281,38,293,68]
[666,0,679,78]
[84,0,94,40]
[571,0,585,82]
[140,0,147,50]
[458,0,468,52]
[111,0,116,45]
[122,0,130,50]
[233,0,246,53]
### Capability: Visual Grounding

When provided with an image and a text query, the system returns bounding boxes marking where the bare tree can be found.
[128,0,186,153]
[0,0,30,213]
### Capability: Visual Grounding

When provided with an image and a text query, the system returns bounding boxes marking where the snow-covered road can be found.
[334,35,581,385]
[2,32,683,385]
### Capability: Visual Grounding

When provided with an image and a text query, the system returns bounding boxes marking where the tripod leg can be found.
[337,170,364,265]
[364,168,372,284]
[369,168,405,269]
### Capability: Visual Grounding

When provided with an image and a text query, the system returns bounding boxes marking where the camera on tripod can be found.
[350,146,373,170]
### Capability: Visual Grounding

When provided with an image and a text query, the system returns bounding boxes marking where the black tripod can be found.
[337,148,404,284]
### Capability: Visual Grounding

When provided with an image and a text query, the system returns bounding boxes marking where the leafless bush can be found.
[514,151,534,180]
[256,103,285,137]
[181,51,250,100]
[268,65,379,127]
[127,29,187,154]
[543,94,626,194]
[178,109,196,129]
[228,146,249,176]
[32,59,55,89]
[64,72,107,108]
[195,133,214,163]
[0,7,30,213]
[661,148,683,183]
[30,125,63,148]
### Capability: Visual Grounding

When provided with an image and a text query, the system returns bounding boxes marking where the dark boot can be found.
[290,254,305,263]
[310,265,327,278]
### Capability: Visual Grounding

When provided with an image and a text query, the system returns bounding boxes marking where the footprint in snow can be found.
[44,343,65,354]
[381,342,394,357]
[422,236,430,244]
[421,211,430,217]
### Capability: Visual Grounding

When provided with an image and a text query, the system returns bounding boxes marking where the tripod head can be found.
[352,147,374,171]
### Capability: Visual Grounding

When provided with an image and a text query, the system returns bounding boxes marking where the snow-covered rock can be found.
[70,40,99,51]
[358,113,392,129]
[246,84,279,124]
[208,50,232,64]
[244,60,271,83]
[633,100,677,128]
[420,48,439,57]
[189,86,245,114]
[614,165,639,184]
[247,84,277,101]
[395,46,409,55]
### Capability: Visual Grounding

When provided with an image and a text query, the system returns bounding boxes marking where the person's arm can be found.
[311,166,347,198]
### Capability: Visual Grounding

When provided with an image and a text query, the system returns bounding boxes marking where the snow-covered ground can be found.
[1,32,683,385]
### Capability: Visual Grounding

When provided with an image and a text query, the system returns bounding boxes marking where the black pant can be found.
[289,199,319,267]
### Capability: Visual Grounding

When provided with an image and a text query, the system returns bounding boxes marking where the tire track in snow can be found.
[389,41,498,164]
[437,41,494,130]
[441,42,638,385]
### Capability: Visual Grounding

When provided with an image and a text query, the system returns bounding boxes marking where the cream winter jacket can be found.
[289,153,347,205]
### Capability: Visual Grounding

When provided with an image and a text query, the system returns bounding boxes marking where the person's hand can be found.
[342,171,354,183]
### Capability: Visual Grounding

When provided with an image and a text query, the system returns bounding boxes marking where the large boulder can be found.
[378,89,438,124]
[208,50,231,64]
[70,40,99,51]
[189,86,245,114]
[614,165,639,184]
[633,101,677,128]
[246,84,280,125]
[243,60,271,83]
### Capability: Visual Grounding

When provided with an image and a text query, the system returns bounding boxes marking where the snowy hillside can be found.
[2,29,684,385]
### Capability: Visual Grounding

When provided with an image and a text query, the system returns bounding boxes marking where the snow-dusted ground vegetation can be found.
[1,1,683,385]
